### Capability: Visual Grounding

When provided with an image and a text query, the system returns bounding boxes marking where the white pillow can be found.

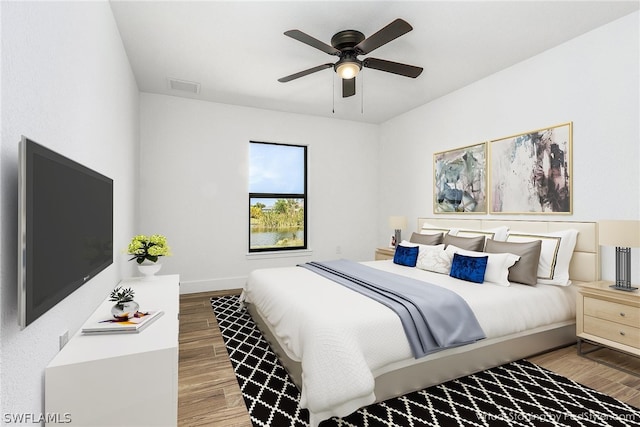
[455,226,509,242]
[445,245,520,287]
[401,240,446,260]
[420,222,458,236]
[506,229,578,286]
[400,239,437,253]
[415,244,452,274]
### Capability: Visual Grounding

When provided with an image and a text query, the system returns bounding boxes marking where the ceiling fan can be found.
[278,19,423,98]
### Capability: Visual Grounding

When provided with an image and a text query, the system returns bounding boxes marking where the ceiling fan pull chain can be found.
[332,72,335,114]
[361,70,364,115]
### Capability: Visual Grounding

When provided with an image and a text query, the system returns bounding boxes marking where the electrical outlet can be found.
[59,330,69,350]
[336,245,342,254]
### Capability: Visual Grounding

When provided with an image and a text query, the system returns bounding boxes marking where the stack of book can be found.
[82,310,164,334]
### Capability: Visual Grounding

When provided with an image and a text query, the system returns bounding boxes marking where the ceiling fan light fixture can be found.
[336,61,361,79]
[279,19,421,98]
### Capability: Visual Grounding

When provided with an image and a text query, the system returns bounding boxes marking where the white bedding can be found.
[242,260,576,426]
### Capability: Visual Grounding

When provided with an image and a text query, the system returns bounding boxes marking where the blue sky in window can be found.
[249,143,304,195]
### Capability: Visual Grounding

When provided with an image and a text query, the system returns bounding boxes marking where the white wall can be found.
[139,93,380,292]
[378,12,640,283]
[1,2,637,420]
[0,1,139,420]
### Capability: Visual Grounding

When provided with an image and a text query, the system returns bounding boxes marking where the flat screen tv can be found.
[18,137,113,328]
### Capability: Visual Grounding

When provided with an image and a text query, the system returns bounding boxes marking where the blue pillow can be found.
[393,245,419,267]
[450,253,488,283]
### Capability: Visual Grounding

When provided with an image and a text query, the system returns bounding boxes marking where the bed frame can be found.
[245,219,599,410]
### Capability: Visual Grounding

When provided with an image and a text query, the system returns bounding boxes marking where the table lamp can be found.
[388,216,407,247]
[599,220,640,291]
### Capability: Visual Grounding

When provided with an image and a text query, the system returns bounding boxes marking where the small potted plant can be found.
[109,286,139,320]
[126,234,171,279]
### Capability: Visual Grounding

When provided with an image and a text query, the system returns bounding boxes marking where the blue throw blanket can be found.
[299,260,485,358]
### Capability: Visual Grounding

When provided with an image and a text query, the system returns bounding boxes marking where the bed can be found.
[242,219,599,426]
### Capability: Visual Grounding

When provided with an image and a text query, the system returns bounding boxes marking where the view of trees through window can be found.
[249,197,304,249]
[249,142,306,251]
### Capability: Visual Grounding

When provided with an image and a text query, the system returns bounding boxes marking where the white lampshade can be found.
[599,220,640,248]
[388,216,407,230]
[336,62,360,79]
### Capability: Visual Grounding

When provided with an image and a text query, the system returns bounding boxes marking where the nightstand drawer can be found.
[375,247,395,261]
[584,315,640,349]
[584,297,639,328]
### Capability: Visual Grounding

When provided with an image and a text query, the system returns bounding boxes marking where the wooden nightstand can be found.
[375,247,395,260]
[576,281,640,364]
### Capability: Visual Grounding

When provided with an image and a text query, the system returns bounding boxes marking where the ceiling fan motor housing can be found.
[330,30,365,51]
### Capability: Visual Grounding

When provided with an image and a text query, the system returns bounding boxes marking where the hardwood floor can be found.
[529,343,640,408]
[178,291,640,426]
[179,290,251,427]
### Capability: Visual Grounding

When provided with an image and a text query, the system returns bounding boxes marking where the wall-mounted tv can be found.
[18,137,113,328]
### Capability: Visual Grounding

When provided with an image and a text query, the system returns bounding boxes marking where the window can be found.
[249,142,307,252]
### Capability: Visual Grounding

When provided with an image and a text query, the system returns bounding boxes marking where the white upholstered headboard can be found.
[416,218,599,283]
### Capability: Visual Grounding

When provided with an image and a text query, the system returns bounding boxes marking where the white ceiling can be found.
[109,1,639,124]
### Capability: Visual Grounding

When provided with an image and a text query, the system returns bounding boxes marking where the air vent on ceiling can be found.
[167,78,201,94]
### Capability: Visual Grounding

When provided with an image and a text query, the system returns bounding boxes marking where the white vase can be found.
[111,300,140,320]
[138,262,161,280]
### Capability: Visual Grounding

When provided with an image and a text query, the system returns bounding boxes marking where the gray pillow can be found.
[485,239,542,286]
[443,234,485,252]
[409,232,443,246]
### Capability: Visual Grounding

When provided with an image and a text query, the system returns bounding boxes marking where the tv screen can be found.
[18,137,113,328]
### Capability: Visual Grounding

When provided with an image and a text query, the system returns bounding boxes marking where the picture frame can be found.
[489,122,572,214]
[433,142,487,213]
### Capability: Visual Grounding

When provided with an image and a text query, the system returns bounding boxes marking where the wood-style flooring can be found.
[178,290,640,426]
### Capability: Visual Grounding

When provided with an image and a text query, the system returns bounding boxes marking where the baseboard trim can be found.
[180,276,247,294]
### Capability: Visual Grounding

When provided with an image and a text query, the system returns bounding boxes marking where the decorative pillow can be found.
[398,239,436,253]
[393,244,419,267]
[420,222,458,236]
[506,229,578,286]
[401,240,445,260]
[446,245,520,286]
[410,232,443,246]
[415,244,452,274]
[443,234,486,252]
[456,226,509,242]
[449,253,488,283]
[485,239,542,286]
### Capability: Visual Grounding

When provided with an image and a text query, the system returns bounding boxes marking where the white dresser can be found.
[45,274,180,426]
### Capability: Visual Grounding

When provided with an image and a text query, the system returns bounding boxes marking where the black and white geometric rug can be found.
[211,295,640,427]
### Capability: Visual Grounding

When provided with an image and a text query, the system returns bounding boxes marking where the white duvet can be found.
[242,260,576,426]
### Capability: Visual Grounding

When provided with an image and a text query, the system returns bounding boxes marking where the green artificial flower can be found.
[149,234,166,245]
[148,245,167,256]
[126,234,171,264]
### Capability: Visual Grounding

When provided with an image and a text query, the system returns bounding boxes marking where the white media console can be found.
[45,274,180,426]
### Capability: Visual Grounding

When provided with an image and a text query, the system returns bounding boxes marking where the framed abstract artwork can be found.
[433,142,487,213]
[489,122,573,214]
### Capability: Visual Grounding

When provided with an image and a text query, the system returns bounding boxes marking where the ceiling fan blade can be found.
[342,77,356,98]
[363,58,423,78]
[284,30,340,55]
[278,63,333,83]
[354,19,413,55]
